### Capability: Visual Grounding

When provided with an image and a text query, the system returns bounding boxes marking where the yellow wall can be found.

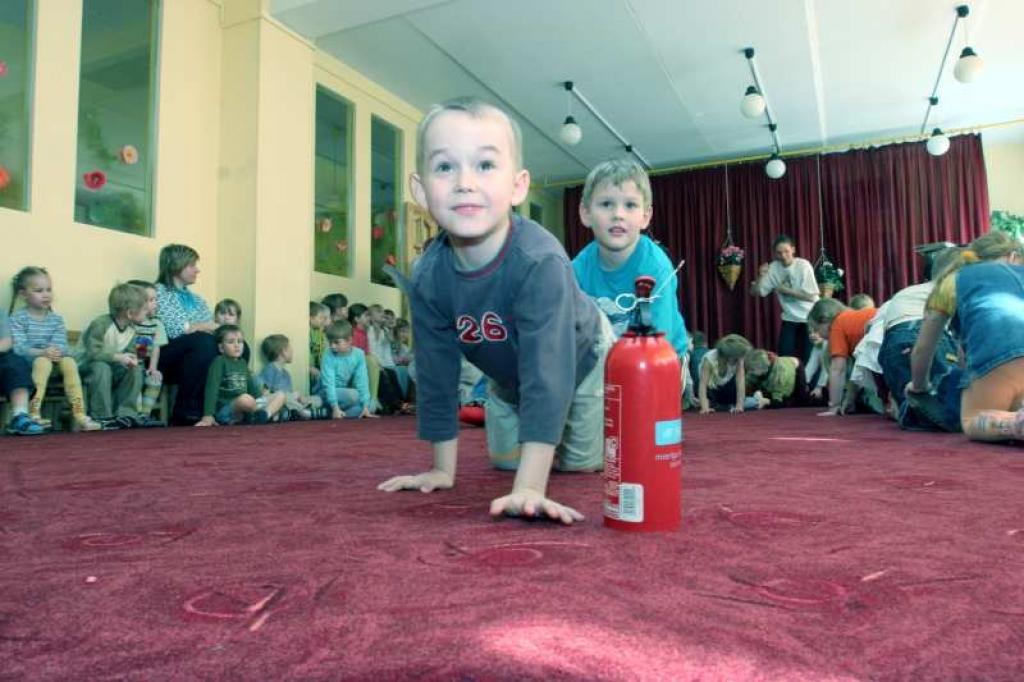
[0,0,222,323]
[0,0,571,386]
[983,133,1024,216]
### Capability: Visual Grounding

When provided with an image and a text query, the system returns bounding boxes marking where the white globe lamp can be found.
[926,128,950,156]
[740,86,766,119]
[765,154,786,179]
[559,116,582,145]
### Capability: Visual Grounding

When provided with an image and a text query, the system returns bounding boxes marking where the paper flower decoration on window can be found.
[0,61,8,78]
[317,217,333,233]
[372,225,385,240]
[0,166,10,191]
[384,254,397,266]
[334,240,348,252]
[715,244,745,266]
[119,144,139,165]
[83,170,107,190]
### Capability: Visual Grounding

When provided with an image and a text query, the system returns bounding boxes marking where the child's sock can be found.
[140,374,162,415]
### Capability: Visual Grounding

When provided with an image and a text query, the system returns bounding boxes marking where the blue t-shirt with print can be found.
[572,235,689,358]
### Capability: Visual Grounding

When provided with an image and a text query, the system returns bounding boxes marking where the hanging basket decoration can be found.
[716,243,745,290]
[317,217,333,233]
[814,251,845,298]
[334,239,348,252]
[716,164,744,290]
[0,165,11,191]
[371,225,385,240]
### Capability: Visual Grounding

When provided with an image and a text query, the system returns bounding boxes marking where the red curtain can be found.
[563,134,990,350]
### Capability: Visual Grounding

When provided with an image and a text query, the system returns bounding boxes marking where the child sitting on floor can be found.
[214,299,251,364]
[197,324,285,426]
[80,283,150,428]
[258,334,322,420]
[320,320,373,419]
[126,279,168,421]
[9,266,100,431]
[309,301,330,395]
[0,307,44,435]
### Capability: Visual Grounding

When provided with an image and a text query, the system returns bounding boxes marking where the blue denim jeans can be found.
[878,320,963,430]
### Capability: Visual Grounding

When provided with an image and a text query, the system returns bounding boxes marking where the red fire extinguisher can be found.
[604,275,682,532]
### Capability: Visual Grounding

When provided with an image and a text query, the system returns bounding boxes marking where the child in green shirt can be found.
[197,324,285,426]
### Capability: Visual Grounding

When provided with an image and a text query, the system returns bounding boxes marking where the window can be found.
[370,116,402,287]
[314,86,353,277]
[0,1,34,212]
[74,0,160,236]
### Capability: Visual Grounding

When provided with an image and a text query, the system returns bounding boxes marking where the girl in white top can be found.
[698,334,764,414]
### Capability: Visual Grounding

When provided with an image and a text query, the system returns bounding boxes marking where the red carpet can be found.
[1,410,1023,680]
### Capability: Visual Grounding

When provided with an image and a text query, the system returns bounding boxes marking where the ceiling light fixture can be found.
[919,5,978,155]
[742,48,786,179]
[926,128,951,156]
[740,86,765,119]
[559,81,582,146]
[560,80,650,168]
[953,6,984,83]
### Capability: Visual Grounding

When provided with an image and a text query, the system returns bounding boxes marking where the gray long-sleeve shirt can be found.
[409,214,603,445]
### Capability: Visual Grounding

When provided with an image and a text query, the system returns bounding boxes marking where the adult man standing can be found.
[750,235,820,363]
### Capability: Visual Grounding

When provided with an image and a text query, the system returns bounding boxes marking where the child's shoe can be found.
[6,413,45,436]
[253,409,270,425]
[72,416,103,432]
[30,414,52,429]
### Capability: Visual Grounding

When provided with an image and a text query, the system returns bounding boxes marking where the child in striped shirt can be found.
[9,266,100,431]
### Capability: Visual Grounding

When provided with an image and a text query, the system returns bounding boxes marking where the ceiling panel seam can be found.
[401,15,592,173]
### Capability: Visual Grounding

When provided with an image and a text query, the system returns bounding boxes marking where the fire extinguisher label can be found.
[618,483,644,523]
[654,419,682,446]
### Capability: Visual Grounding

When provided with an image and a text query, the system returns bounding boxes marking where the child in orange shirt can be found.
[808,298,877,415]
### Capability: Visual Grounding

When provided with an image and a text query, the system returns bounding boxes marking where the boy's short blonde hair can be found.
[581,158,652,209]
[849,293,875,310]
[416,97,523,175]
[744,349,773,376]
[808,298,847,325]
[108,283,147,317]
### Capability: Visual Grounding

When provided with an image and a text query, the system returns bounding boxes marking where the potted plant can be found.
[815,258,845,298]
[716,243,745,290]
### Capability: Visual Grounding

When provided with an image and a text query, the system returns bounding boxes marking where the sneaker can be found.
[6,413,45,436]
[72,416,103,432]
[30,414,52,429]
[253,409,270,425]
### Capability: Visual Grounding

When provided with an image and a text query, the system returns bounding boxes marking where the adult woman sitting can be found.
[155,244,219,425]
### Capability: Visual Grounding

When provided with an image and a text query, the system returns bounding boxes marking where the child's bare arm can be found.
[909,311,948,392]
[733,361,746,413]
[819,356,848,415]
[149,345,161,373]
[698,362,712,414]
[378,438,457,492]
[489,442,583,525]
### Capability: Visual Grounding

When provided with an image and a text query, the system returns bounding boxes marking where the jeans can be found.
[878,320,962,430]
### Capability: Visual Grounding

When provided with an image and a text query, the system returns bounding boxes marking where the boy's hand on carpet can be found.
[358,407,378,419]
[332,406,344,420]
[489,490,584,525]
[817,407,840,417]
[377,470,453,493]
[195,416,215,427]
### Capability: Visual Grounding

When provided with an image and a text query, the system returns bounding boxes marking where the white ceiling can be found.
[272,0,1024,185]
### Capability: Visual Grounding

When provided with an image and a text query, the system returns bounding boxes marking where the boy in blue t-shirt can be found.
[572,158,689,368]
